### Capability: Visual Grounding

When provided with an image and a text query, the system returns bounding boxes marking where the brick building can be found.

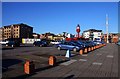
[2,23,33,40]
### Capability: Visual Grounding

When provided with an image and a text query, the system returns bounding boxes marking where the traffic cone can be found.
[65,50,71,58]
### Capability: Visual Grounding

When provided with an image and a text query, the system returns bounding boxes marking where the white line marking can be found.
[60,59,77,66]
[97,54,102,55]
[79,59,87,62]
[81,54,88,56]
[106,55,114,58]
[92,62,102,65]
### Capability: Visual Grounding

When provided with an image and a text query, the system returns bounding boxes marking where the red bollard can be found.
[84,48,88,53]
[24,60,35,74]
[88,47,91,52]
[79,49,84,55]
[49,56,56,66]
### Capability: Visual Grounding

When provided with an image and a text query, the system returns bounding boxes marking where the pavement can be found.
[2,43,119,78]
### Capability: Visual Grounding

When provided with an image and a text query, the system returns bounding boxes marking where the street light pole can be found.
[106,14,109,43]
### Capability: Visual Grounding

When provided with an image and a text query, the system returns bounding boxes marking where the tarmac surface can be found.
[2,43,119,78]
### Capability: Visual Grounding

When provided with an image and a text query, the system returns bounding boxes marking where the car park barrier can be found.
[49,55,56,66]
[24,60,35,74]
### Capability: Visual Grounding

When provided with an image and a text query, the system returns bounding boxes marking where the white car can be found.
[0,40,9,45]
[50,40,61,45]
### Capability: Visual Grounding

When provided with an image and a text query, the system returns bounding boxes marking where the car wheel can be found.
[39,45,42,47]
[11,45,14,47]
[6,44,8,47]
[57,46,61,50]
[73,48,77,52]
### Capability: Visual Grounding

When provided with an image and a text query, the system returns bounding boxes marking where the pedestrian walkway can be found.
[32,43,118,77]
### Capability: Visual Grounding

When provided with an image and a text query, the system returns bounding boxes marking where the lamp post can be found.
[106,14,109,43]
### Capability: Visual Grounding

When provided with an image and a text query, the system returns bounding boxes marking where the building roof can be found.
[83,29,102,32]
[3,23,33,28]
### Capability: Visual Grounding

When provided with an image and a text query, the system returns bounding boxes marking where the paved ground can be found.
[2,43,119,78]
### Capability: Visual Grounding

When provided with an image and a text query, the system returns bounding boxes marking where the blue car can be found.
[55,41,82,52]
[75,40,90,48]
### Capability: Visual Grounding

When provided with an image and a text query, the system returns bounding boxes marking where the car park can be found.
[33,41,47,47]
[55,41,83,52]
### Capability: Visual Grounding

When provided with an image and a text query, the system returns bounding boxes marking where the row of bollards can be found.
[24,55,57,74]
[24,43,106,74]
[79,43,106,55]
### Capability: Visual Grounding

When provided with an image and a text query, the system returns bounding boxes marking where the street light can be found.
[106,14,109,43]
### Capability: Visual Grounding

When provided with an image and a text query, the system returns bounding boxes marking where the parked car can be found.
[84,41,96,47]
[93,41,105,45]
[74,40,89,48]
[6,41,20,47]
[33,41,47,47]
[0,40,9,45]
[55,41,82,52]
[50,40,61,45]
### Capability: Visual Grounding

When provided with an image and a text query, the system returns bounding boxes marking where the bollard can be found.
[94,46,96,50]
[88,47,91,52]
[84,48,88,53]
[49,56,56,66]
[24,60,35,74]
[96,45,98,49]
[91,47,94,51]
[91,47,92,51]
[79,49,84,55]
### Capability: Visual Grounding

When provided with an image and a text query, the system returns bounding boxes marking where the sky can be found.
[2,2,118,35]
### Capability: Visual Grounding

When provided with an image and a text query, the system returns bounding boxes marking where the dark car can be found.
[6,41,20,47]
[73,40,89,48]
[33,41,47,47]
[84,41,96,47]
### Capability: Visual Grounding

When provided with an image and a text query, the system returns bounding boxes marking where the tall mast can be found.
[106,14,109,43]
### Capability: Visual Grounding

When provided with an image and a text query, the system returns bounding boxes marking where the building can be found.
[0,28,4,41]
[83,29,102,41]
[3,23,33,40]
[32,33,40,39]
[109,33,119,43]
